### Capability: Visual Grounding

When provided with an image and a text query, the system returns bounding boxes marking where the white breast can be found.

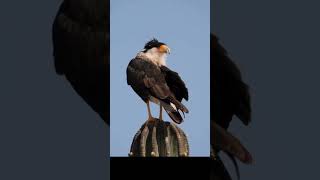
[138,47,167,66]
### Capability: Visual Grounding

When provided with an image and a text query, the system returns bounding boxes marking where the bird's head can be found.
[142,38,171,55]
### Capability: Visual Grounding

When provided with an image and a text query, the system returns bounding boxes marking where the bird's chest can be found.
[144,53,167,66]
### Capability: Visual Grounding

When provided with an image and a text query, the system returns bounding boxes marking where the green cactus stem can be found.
[129,119,189,157]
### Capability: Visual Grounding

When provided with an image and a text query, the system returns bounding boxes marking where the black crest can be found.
[144,38,166,51]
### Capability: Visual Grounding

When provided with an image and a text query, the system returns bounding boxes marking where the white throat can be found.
[138,47,167,66]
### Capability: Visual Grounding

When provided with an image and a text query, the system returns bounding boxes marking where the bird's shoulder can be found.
[160,66,183,82]
[127,57,165,85]
[128,57,162,74]
[160,66,189,101]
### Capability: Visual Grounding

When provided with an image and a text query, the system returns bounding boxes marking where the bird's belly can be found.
[149,96,160,105]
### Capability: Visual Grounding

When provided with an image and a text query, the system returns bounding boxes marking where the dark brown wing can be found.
[211,34,251,129]
[52,0,109,125]
[160,66,189,102]
[127,58,171,100]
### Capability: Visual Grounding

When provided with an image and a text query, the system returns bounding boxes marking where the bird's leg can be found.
[159,105,163,121]
[147,101,155,122]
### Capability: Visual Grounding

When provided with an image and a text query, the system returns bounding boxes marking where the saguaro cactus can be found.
[129,119,189,157]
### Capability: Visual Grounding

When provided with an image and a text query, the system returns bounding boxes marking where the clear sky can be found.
[110,0,210,156]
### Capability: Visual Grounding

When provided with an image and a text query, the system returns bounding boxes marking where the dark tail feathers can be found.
[159,97,188,124]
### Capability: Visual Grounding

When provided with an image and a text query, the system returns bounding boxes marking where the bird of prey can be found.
[52,0,109,125]
[126,39,189,124]
[211,34,252,179]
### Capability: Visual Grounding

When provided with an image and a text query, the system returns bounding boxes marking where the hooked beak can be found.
[159,45,171,54]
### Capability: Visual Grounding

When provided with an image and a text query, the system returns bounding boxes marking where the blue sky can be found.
[110,0,210,156]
